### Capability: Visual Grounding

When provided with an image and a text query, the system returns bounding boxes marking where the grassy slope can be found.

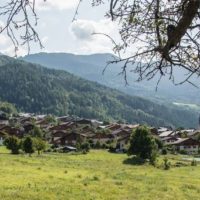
[0,147,200,200]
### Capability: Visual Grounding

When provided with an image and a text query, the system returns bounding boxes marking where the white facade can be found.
[92,138,112,144]
[0,137,4,145]
[178,145,199,154]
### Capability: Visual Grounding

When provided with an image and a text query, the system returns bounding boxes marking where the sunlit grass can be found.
[0,146,199,200]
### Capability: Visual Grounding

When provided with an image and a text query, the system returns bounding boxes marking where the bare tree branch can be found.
[0,0,44,56]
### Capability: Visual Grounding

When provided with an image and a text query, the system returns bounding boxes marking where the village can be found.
[0,112,199,155]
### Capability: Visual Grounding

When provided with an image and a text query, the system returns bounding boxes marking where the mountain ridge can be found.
[22,52,200,105]
[0,54,197,128]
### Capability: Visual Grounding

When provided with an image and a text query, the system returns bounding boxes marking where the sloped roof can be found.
[159,131,174,137]
[169,138,199,145]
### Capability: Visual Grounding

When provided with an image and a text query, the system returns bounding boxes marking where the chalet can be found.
[57,116,73,123]
[187,131,200,139]
[34,115,46,120]
[169,138,200,154]
[0,132,7,145]
[0,126,23,138]
[51,130,68,144]
[158,127,171,134]
[0,120,9,125]
[18,113,33,118]
[50,122,75,132]
[23,122,35,133]
[91,133,114,144]
[81,125,94,133]
[117,135,130,151]
[106,124,121,131]
[91,120,103,127]
[161,136,179,144]
[0,111,8,120]
[52,132,88,146]
[36,119,49,128]
[122,124,140,130]
[19,114,35,124]
[111,128,131,138]
[150,127,158,135]
[158,131,174,138]
[75,119,92,125]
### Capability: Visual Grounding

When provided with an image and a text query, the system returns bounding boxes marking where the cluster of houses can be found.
[0,113,140,151]
[156,127,200,154]
[0,112,200,154]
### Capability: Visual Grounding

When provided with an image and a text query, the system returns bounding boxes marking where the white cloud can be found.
[36,0,79,10]
[70,19,117,40]
[0,35,9,46]
[69,19,119,54]
[41,36,49,44]
[0,20,5,28]
[70,20,95,41]
[1,46,27,57]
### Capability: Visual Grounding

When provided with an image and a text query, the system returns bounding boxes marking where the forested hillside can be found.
[23,52,200,105]
[0,55,198,128]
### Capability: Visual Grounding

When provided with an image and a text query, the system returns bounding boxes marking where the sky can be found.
[0,0,120,57]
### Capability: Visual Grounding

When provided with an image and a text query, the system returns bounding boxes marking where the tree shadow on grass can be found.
[123,156,146,165]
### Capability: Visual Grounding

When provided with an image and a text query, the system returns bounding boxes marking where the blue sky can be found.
[0,0,120,56]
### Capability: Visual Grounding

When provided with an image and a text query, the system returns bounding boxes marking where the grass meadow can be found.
[0,147,200,200]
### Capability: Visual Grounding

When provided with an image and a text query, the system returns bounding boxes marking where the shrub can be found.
[22,136,35,156]
[76,142,81,151]
[82,149,88,154]
[198,149,200,154]
[29,126,44,138]
[108,142,117,153]
[95,141,101,149]
[163,157,171,170]
[191,159,197,166]
[88,139,94,148]
[175,162,188,167]
[101,143,108,149]
[179,150,187,155]
[150,150,158,166]
[171,146,176,154]
[162,148,168,155]
[154,138,163,149]
[4,136,21,154]
[93,175,100,181]
[33,138,47,155]
[128,126,158,163]
[81,142,90,153]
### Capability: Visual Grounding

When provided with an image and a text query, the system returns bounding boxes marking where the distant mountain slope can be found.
[22,52,200,105]
[0,55,198,128]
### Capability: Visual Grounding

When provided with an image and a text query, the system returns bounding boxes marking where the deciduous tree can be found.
[80,0,200,85]
[33,138,47,155]
[23,136,35,156]
[128,126,158,161]
[4,135,21,154]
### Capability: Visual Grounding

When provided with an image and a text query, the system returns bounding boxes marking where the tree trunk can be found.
[163,0,200,60]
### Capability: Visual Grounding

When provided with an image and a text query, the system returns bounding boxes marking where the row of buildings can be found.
[0,113,199,154]
[157,127,200,154]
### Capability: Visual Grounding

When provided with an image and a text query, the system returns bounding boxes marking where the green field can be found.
[0,147,200,200]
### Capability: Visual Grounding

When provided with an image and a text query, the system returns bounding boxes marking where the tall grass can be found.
[0,147,199,200]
